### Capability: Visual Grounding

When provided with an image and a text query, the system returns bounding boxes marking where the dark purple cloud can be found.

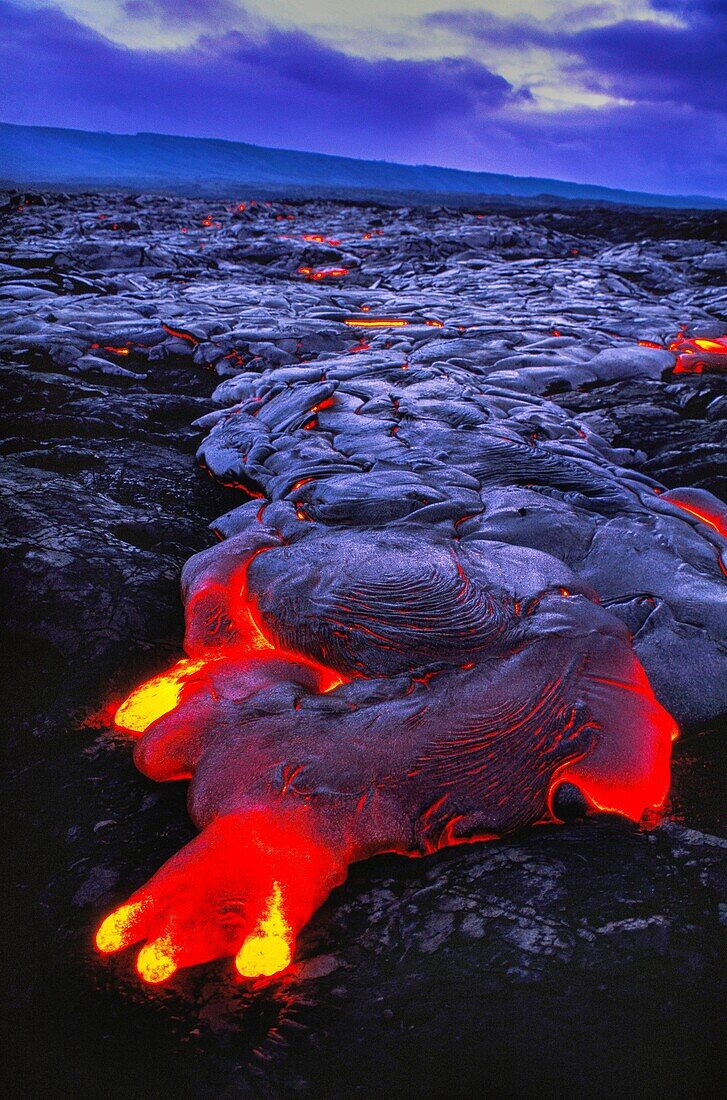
[569,10,727,116]
[0,2,523,147]
[427,1,727,116]
[0,0,725,195]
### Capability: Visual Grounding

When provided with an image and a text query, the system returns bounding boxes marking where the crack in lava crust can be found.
[96,321,727,985]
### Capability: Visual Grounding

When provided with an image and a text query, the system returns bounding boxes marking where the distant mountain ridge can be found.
[1,122,724,209]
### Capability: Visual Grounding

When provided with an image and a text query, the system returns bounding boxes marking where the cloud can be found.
[121,0,244,28]
[0,0,725,195]
[426,2,727,116]
[566,9,727,116]
[0,3,523,146]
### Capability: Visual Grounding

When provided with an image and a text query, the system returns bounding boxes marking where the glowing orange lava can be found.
[114,657,215,735]
[667,498,727,538]
[547,665,676,822]
[298,266,349,280]
[95,901,146,953]
[668,333,727,373]
[161,323,200,346]
[136,935,178,984]
[90,342,134,356]
[114,547,345,739]
[235,881,292,978]
[347,338,370,353]
[232,581,345,692]
[344,318,409,328]
[680,337,727,353]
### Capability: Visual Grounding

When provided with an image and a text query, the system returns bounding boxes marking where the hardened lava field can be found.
[2,191,726,1099]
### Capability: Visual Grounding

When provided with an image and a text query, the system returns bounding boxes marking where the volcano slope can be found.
[2,191,726,1099]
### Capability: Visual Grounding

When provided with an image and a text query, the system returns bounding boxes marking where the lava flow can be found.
[114,656,218,735]
[298,266,349,280]
[235,881,292,978]
[114,553,345,739]
[663,489,727,539]
[85,209,727,992]
[669,333,727,373]
[344,317,409,327]
[98,519,680,985]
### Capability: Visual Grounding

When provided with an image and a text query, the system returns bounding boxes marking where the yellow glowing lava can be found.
[235,881,292,978]
[344,318,409,328]
[245,607,275,652]
[95,901,144,953]
[136,935,178,984]
[114,657,210,734]
[692,338,727,352]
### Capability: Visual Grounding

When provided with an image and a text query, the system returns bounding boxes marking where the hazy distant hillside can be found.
[1,123,724,209]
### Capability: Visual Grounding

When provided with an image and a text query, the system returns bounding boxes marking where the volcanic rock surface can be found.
[2,191,725,1099]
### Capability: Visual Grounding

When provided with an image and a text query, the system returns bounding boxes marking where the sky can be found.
[1,0,725,196]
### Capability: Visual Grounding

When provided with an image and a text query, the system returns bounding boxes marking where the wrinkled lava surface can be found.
[2,191,725,1099]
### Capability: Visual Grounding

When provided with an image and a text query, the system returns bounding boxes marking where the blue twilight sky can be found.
[1,0,725,196]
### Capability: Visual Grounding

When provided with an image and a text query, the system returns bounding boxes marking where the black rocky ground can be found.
[2,191,725,1099]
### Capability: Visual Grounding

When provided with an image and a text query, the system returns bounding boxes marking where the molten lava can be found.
[161,323,200,346]
[667,496,727,539]
[235,881,292,978]
[95,901,146,954]
[96,812,344,984]
[93,312,710,991]
[344,318,409,328]
[298,266,349,280]
[114,657,215,735]
[137,935,178,984]
[668,333,727,374]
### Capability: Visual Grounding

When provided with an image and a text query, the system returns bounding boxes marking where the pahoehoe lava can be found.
[2,191,725,1098]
